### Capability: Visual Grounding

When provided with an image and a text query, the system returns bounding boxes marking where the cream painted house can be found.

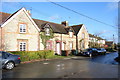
[0,8,89,55]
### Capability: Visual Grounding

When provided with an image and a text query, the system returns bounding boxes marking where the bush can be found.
[9,50,54,62]
[105,48,116,52]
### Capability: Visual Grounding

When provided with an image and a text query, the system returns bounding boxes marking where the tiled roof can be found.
[0,12,11,25]
[0,9,83,35]
[97,37,104,40]
[0,8,21,25]
[33,19,67,34]
[89,34,95,37]
[64,27,70,33]
[89,34,104,40]
[0,11,68,34]
[105,41,113,43]
[70,24,83,35]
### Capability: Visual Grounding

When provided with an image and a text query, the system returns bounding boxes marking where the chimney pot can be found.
[61,21,69,28]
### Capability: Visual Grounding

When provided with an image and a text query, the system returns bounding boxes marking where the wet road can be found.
[2,52,119,78]
[90,52,119,65]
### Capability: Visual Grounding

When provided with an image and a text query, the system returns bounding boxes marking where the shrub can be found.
[9,50,54,62]
[105,48,116,52]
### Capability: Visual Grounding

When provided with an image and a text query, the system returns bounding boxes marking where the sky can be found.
[1,2,118,43]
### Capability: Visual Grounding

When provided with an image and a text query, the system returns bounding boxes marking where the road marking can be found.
[43,63,49,65]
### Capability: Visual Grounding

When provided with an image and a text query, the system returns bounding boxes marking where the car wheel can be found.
[5,62,14,70]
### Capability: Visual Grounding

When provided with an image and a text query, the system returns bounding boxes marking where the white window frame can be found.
[69,42,73,50]
[19,42,26,51]
[69,32,73,38]
[82,33,85,39]
[45,28,50,36]
[19,24,26,33]
[46,42,50,50]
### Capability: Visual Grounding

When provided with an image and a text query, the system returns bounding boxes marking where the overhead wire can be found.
[46,0,116,28]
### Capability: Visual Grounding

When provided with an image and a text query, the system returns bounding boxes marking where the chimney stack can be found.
[61,21,69,28]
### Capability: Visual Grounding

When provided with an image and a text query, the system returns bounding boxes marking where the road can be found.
[2,52,119,78]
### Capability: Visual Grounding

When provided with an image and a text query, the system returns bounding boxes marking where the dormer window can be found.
[45,28,50,36]
[19,24,26,33]
[44,24,51,36]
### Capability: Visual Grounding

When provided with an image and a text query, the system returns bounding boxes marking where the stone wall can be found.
[2,11,39,51]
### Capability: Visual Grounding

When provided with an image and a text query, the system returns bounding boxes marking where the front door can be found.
[70,42,73,50]
[56,43,61,55]
[62,42,65,50]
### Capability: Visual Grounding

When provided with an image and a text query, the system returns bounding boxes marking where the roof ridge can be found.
[0,12,11,15]
[1,11,65,27]
[0,8,23,24]
[33,18,65,26]
[70,24,83,27]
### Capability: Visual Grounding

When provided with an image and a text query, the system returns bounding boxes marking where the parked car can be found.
[96,48,106,55]
[0,51,21,70]
[81,48,98,57]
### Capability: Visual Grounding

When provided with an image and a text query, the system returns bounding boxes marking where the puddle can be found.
[43,63,49,65]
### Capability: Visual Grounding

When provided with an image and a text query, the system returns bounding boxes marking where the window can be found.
[69,42,73,50]
[19,24,26,33]
[46,42,50,50]
[69,32,73,37]
[69,29,73,38]
[19,42,26,51]
[45,28,50,36]
[81,40,85,49]
[82,33,85,39]
[46,41,52,50]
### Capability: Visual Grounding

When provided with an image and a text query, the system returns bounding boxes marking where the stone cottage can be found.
[0,8,89,55]
[0,8,40,51]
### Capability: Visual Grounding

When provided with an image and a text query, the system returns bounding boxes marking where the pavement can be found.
[2,52,119,79]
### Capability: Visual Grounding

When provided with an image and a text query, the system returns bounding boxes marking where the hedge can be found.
[9,50,54,62]
[105,48,116,52]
